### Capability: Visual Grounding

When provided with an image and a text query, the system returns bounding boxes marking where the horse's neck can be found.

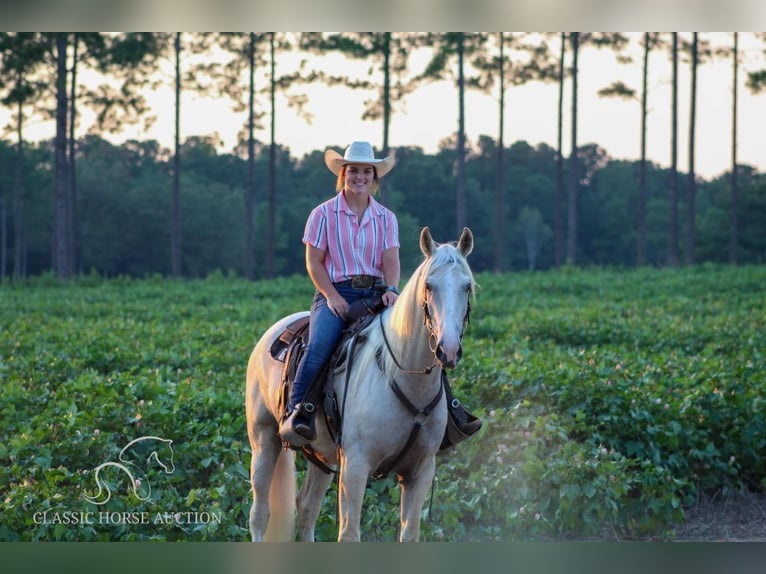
[381,310,440,395]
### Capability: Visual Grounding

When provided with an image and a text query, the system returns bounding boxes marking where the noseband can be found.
[421,290,471,355]
[379,283,472,375]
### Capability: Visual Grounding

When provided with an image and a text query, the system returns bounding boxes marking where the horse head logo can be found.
[82,436,175,505]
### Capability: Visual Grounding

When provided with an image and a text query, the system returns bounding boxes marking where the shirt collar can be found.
[334,192,384,217]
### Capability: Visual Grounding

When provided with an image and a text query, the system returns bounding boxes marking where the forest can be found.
[1,32,764,281]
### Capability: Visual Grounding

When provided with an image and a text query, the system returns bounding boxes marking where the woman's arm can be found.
[381,246,400,306]
[306,244,348,318]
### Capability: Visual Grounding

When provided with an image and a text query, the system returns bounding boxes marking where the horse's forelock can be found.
[424,243,475,294]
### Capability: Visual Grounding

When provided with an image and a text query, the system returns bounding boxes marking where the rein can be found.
[379,286,471,370]
[378,312,437,375]
[348,271,473,479]
[338,325,443,481]
[369,287,466,479]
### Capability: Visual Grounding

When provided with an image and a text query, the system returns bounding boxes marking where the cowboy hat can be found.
[324,141,395,178]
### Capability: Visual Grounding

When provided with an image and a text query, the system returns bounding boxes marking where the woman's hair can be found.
[336,165,380,195]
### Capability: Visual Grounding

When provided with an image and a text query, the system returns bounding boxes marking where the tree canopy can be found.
[0,32,764,281]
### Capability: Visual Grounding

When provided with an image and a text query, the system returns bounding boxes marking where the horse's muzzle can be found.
[436,342,463,369]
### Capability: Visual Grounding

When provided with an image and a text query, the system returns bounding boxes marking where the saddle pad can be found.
[269,315,310,362]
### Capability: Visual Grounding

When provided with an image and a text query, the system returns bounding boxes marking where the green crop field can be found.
[1,265,765,541]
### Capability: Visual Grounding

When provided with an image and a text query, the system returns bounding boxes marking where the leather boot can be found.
[440,372,482,451]
[279,403,316,447]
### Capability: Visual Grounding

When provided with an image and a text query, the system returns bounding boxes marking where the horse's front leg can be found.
[399,456,436,542]
[337,451,371,542]
[296,464,335,541]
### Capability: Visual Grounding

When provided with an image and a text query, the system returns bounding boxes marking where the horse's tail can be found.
[264,447,296,542]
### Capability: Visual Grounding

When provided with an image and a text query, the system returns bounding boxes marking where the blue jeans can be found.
[287,282,381,411]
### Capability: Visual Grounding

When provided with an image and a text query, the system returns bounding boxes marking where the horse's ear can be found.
[457,227,473,257]
[420,227,435,257]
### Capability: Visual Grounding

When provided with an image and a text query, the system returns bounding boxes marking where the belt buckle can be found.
[351,276,373,289]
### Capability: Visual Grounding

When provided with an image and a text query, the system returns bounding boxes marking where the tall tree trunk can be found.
[456,32,466,235]
[668,32,680,268]
[54,33,70,279]
[566,32,579,265]
[68,33,78,276]
[686,33,698,266]
[172,32,182,278]
[555,33,565,268]
[266,33,276,279]
[494,32,505,273]
[730,32,739,265]
[245,32,256,281]
[380,32,391,204]
[638,33,649,266]
[1,199,6,282]
[13,85,25,279]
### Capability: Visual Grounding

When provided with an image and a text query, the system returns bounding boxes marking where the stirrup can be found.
[440,397,482,451]
[279,403,316,447]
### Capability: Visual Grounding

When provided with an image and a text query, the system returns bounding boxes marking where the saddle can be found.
[269,315,310,407]
[269,289,386,406]
[268,311,380,447]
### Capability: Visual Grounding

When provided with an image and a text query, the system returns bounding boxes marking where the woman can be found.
[280,141,401,447]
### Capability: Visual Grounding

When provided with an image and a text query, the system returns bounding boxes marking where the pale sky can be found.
[4,33,764,181]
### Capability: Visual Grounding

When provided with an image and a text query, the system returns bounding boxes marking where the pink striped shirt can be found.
[302,192,400,283]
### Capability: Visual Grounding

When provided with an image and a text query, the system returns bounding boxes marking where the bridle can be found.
[421,288,471,357]
[378,281,472,376]
[379,312,436,375]
[368,280,471,479]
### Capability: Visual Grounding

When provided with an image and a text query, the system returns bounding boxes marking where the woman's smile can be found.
[345,164,375,194]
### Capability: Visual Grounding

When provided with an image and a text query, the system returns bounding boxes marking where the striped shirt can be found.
[302,192,400,283]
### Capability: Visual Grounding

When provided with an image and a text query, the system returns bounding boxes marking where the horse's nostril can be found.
[436,345,458,369]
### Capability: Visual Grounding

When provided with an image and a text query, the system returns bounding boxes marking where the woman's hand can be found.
[382,290,398,307]
[326,292,350,318]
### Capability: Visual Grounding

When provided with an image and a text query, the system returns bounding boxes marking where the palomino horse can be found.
[245,226,475,541]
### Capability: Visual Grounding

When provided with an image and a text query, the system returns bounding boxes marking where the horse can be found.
[245,226,475,542]
[82,436,175,505]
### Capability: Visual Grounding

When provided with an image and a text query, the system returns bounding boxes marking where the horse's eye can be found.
[425,282,433,293]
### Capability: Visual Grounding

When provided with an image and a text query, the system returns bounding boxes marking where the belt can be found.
[336,275,382,289]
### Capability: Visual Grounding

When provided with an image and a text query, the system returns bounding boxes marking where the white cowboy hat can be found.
[324,141,395,178]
